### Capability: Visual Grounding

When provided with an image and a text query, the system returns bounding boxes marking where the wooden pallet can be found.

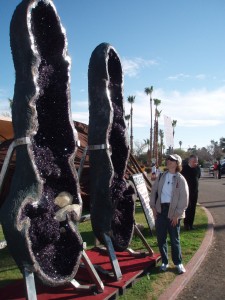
[0,249,160,300]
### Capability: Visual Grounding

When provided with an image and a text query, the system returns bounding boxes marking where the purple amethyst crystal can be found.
[0,0,83,286]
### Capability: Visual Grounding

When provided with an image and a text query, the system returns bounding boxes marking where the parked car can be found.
[221,163,225,175]
[209,165,214,175]
[209,162,225,176]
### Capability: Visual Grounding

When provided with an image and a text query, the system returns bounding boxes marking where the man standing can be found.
[181,154,201,230]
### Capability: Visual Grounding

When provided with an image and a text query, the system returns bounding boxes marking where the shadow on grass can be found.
[79,230,96,247]
[0,278,22,289]
[180,223,208,232]
[0,248,18,269]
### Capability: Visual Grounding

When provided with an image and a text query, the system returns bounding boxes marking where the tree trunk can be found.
[130,106,133,154]
[149,98,153,165]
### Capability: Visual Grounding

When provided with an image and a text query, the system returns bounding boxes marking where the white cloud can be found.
[167,73,190,80]
[122,57,157,77]
[72,111,88,124]
[124,85,225,148]
[0,99,9,110]
[125,86,225,129]
[2,84,224,149]
[0,89,11,113]
[72,99,88,109]
[168,73,211,81]
[195,74,206,80]
[177,119,223,127]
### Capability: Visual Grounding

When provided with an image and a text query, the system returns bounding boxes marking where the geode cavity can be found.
[0,0,83,286]
[88,43,135,252]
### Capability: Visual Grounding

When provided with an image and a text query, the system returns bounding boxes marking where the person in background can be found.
[213,161,219,179]
[150,154,189,274]
[181,154,201,230]
[151,163,161,181]
[156,165,162,178]
[218,161,221,179]
[151,163,157,181]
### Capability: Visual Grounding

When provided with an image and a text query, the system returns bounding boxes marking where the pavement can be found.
[158,172,225,300]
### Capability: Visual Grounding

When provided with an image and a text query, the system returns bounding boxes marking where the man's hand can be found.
[152,207,158,220]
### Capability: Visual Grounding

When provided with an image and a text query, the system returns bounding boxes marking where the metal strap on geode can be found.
[88,42,135,252]
[88,144,111,150]
[77,144,110,180]
[0,0,83,288]
[14,137,31,146]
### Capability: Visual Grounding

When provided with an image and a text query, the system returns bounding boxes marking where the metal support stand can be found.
[79,213,91,223]
[80,250,104,293]
[126,247,147,258]
[70,250,105,294]
[93,236,122,280]
[134,224,154,255]
[0,137,31,195]
[22,250,104,298]
[23,268,37,300]
[103,233,122,281]
[78,146,88,180]
[96,224,155,259]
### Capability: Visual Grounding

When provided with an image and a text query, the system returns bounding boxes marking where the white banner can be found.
[164,115,174,147]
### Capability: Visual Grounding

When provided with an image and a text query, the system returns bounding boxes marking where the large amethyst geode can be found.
[0,0,83,286]
[88,43,135,252]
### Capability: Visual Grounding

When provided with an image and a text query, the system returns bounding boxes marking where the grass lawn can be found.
[0,204,208,299]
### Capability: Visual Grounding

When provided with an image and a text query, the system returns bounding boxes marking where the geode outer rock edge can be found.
[88,43,135,252]
[0,0,83,286]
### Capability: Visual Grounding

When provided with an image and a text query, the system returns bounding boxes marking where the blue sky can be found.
[1,0,225,150]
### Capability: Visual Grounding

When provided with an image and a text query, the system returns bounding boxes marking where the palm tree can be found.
[8,98,13,110]
[143,138,150,151]
[127,96,135,153]
[179,141,182,149]
[172,120,177,137]
[220,137,225,152]
[155,109,162,165]
[153,98,161,162]
[125,114,131,130]
[171,120,177,154]
[145,86,153,165]
[159,129,164,166]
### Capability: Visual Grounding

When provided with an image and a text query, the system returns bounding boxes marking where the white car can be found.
[209,165,214,175]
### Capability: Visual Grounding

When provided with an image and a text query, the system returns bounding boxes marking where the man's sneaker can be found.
[176,264,186,274]
[159,263,169,272]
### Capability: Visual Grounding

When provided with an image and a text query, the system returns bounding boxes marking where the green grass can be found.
[0,204,208,299]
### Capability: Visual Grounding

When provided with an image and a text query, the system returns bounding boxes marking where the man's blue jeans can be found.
[155,205,182,265]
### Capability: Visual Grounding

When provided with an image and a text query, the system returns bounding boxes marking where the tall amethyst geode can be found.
[88,43,135,252]
[0,0,83,286]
